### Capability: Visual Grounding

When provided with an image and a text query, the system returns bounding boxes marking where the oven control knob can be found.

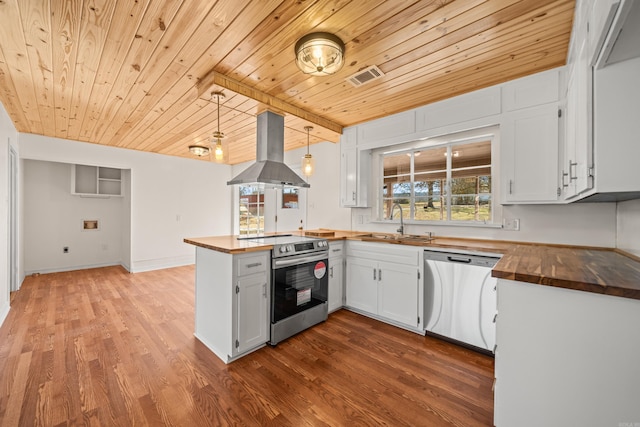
[279,246,286,253]
[287,245,294,252]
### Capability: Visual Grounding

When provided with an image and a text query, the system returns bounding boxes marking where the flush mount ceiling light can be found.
[295,32,345,76]
[188,144,210,157]
[302,126,315,177]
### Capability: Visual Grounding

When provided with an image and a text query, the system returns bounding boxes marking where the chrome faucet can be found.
[390,202,404,235]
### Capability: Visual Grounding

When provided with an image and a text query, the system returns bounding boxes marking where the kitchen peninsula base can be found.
[193,247,270,364]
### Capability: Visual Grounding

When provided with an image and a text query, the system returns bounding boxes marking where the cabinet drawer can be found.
[236,254,268,277]
[329,242,344,258]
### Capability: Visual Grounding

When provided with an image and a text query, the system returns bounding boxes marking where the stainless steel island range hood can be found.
[227,111,310,188]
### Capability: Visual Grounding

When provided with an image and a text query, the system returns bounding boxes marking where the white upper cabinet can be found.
[502,104,560,204]
[561,0,640,202]
[501,69,561,204]
[589,0,620,65]
[563,34,593,200]
[340,127,370,208]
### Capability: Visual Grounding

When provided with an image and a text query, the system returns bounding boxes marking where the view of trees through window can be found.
[239,185,265,235]
[382,140,492,223]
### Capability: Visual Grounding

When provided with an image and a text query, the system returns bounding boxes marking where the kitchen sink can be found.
[358,233,434,244]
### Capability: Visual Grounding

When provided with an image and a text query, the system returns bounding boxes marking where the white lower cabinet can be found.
[328,242,345,312]
[377,260,420,327]
[235,272,269,354]
[494,279,640,426]
[346,257,378,313]
[194,248,269,363]
[346,242,422,330]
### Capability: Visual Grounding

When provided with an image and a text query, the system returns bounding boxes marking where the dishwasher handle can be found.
[446,255,472,264]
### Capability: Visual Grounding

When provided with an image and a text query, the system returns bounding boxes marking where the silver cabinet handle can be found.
[493,344,497,354]
[373,268,376,280]
[569,161,578,181]
[262,283,267,298]
[378,269,382,281]
[246,262,262,268]
[562,171,569,188]
[330,266,334,278]
[509,179,513,195]
[493,313,498,323]
[331,248,341,253]
[352,191,356,201]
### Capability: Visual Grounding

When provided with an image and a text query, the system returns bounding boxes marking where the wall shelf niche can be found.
[71,164,122,197]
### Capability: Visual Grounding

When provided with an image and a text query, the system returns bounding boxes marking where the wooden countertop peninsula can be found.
[184,229,640,301]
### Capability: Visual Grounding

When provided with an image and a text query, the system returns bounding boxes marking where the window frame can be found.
[374,126,501,227]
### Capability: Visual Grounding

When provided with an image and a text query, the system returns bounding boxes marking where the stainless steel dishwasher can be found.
[423,249,500,354]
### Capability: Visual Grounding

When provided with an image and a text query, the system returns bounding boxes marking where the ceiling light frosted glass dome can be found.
[295,32,345,76]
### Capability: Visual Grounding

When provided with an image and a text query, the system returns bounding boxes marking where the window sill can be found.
[370,220,503,229]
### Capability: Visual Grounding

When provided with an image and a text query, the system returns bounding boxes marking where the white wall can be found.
[289,142,351,231]
[351,202,617,247]
[19,133,233,272]
[617,199,640,257]
[22,160,125,274]
[0,101,18,325]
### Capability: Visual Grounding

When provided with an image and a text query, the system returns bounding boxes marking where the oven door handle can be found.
[273,253,328,268]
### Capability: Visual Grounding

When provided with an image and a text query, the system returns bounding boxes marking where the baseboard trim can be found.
[0,303,10,328]
[129,255,194,273]
[25,262,121,276]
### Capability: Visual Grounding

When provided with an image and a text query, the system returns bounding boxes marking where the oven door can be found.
[271,252,329,323]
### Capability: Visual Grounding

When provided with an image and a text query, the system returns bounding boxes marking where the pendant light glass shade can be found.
[295,32,345,76]
[214,139,224,160]
[211,92,225,161]
[302,126,314,177]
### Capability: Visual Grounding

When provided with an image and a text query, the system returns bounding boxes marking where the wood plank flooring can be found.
[0,265,494,426]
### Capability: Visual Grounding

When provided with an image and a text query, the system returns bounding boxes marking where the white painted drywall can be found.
[286,142,351,231]
[617,199,640,257]
[0,101,18,325]
[19,133,232,272]
[22,160,125,274]
[350,201,617,247]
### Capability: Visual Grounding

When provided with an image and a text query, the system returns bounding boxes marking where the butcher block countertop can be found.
[184,229,640,301]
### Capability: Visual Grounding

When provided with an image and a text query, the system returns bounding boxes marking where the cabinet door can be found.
[564,34,594,199]
[345,257,377,314]
[502,103,560,203]
[378,261,419,328]
[328,257,344,312]
[340,147,358,207]
[235,274,268,354]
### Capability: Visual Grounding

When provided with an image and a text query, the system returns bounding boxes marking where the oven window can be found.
[272,260,328,322]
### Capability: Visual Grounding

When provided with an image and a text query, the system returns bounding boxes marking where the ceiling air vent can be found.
[346,65,385,87]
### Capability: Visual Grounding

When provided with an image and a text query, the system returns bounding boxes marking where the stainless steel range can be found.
[243,235,330,345]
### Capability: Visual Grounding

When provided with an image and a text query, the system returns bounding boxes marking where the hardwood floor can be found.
[0,265,494,426]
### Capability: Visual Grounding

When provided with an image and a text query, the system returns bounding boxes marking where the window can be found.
[380,133,494,224]
[239,185,265,235]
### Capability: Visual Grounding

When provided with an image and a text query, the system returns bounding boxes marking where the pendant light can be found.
[295,32,345,76]
[188,91,226,159]
[302,126,314,177]
[211,91,225,161]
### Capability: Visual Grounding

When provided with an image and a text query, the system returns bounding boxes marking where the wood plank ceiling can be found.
[0,0,575,165]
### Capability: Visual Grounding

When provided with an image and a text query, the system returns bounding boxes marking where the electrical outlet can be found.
[503,218,520,231]
[63,246,69,253]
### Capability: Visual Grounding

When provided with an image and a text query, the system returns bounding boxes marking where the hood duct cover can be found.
[227,111,310,188]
